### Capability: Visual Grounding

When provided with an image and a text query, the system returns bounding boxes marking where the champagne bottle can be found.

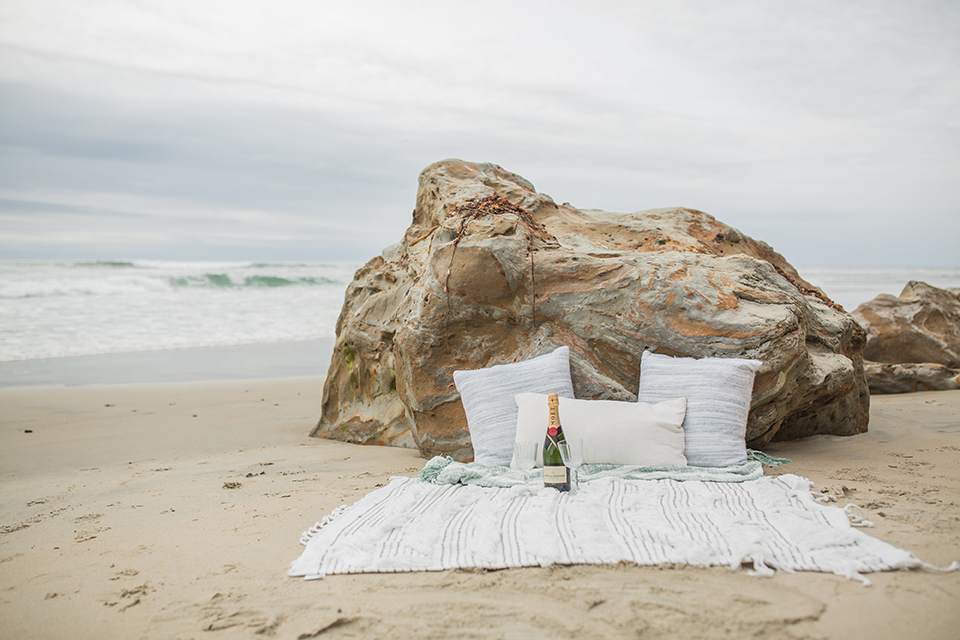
[543,393,570,491]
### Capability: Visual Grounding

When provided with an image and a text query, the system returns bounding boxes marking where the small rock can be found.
[854,281,960,368]
[863,361,960,394]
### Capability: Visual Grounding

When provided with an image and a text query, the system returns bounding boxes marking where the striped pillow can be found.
[454,347,575,466]
[636,351,762,467]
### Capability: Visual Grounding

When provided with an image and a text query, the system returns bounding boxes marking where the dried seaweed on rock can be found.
[771,264,844,312]
[442,195,550,343]
[448,194,554,244]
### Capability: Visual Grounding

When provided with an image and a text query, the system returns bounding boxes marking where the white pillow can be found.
[510,393,687,468]
[453,346,575,466]
[636,351,762,467]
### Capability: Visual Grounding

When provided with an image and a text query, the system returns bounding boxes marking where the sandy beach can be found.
[1,378,958,639]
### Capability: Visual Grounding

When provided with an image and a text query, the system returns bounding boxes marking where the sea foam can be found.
[0,260,359,362]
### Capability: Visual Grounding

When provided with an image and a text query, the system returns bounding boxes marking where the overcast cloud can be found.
[0,0,957,265]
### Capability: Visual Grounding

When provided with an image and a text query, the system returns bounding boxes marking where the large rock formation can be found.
[853,282,960,394]
[312,159,870,460]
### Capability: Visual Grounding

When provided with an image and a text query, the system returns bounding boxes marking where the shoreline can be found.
[1,379,958,639]
[0,338,335,388]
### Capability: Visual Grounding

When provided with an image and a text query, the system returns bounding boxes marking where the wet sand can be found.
[0,339,334,388]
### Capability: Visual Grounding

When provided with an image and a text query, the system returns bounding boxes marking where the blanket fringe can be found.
[746,449,791,467]
[843,504,873,527]
[927,560,960,573]
[300,504,349,546]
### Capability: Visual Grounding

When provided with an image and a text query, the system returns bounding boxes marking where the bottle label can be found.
[543,465,568,484]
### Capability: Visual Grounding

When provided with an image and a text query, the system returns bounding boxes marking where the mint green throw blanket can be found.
[419,450,790,488]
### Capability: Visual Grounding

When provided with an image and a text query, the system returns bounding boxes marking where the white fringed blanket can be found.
[289,474,951,585]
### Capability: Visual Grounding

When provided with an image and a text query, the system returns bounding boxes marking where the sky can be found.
[0,0,957,266]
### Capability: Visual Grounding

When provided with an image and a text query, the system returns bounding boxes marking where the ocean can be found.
[0,260,359,386]
[1,260,958,387]
[797,267,960,312]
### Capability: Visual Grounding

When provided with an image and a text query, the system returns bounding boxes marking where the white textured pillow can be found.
[454,346,575,466]
[636,351,762,467]
[511,393,687,468]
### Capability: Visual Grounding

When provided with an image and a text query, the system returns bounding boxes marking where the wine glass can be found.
[558,439,583,494]
[513,442,539,485]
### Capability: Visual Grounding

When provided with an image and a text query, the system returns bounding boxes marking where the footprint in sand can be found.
[108,568,140,581]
